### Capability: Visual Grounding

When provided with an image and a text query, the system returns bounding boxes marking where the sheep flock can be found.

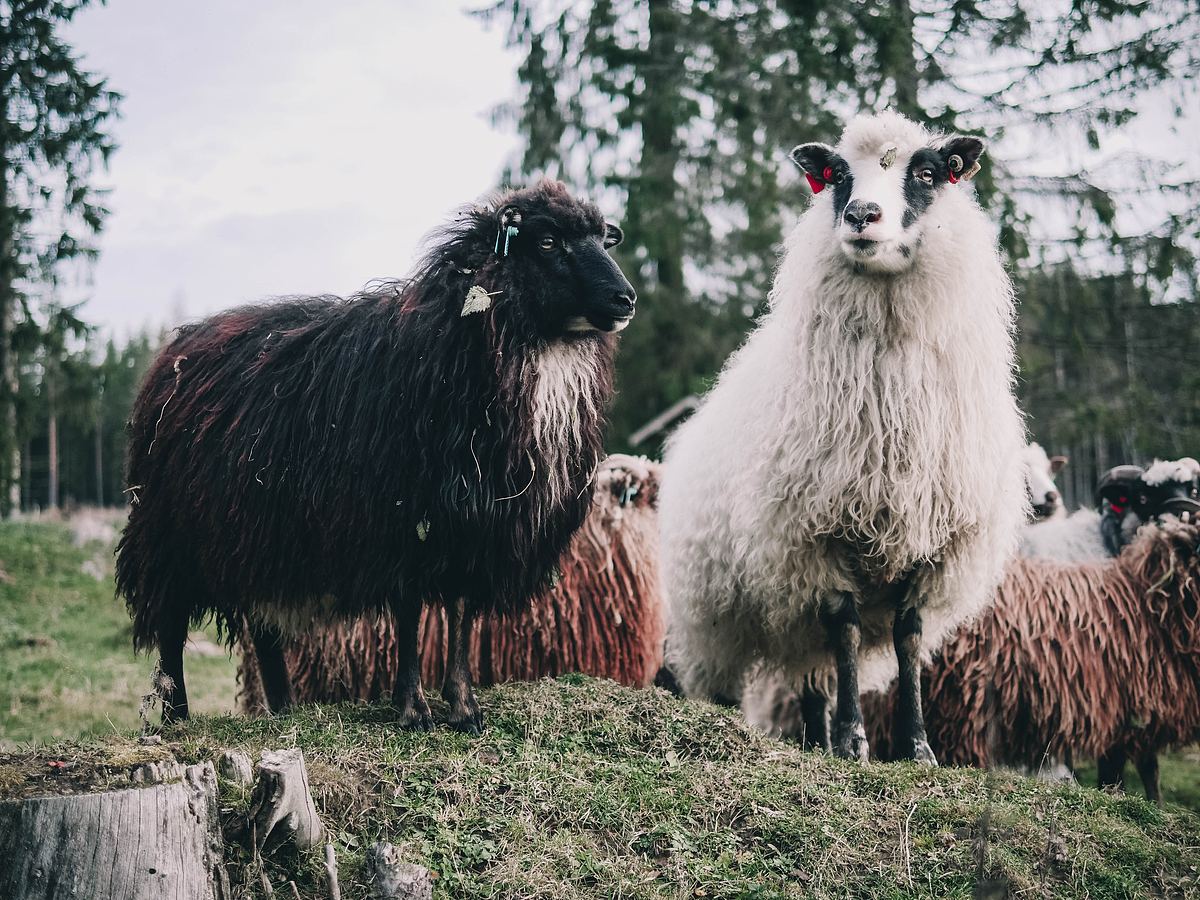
[121,112,1200,810]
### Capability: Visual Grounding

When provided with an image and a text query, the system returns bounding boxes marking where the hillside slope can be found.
[2,677,1198,900]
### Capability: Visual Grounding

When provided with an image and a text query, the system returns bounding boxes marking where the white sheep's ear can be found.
[939,135,985,183]
[1050,455,1068,475]
[789,142,841,194]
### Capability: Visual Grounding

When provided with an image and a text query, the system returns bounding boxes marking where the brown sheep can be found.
[864,519,1200,802]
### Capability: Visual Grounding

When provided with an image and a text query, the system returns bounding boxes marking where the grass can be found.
[0,519,238,747]
[0,519,1199,898]
[2,679,1199,899]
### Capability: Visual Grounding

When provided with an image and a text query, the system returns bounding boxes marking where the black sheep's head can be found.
[1139,458,1200,524]
[486,180,636,337]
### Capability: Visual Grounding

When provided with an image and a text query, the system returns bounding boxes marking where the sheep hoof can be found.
[910,740,938,767]
[395,696,434,732]
[402,711,435,732]
[447,705,484,736]
[833,724,870,762]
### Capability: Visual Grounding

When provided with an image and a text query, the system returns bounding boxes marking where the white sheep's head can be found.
[1023,442,1068,521]
[790,112,986,275]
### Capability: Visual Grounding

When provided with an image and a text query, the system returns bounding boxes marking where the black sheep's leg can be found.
[823,597,869,761]
[800,683,832,752]
[1096,745,1128,793]
[392,602,432,731]
[249,623,296,713]
[1135,752,1161,805]
[158,609,190,724]
[892,603,937,765]
[442,598,483,734]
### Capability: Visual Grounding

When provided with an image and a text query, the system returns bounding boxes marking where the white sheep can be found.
[1023,442,1067,521]
[660,111,1028,764]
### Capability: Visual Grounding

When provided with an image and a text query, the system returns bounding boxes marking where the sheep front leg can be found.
[442,598,483,734]
[823,598,869,761]
[892,604,937,765]
[392,603,432,731]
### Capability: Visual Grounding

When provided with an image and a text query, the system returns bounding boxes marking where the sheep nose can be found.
[614,291,636,314]
[1045,490,1059,504]
[843,201,882,232]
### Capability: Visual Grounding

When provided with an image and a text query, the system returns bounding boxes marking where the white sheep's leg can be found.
[823,598,870,761]
[442,598,483,735]
[800,684,832,752]
[892,603,937,766]
[391,603,433,731]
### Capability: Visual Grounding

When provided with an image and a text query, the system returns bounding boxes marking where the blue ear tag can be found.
[495,223,520,256]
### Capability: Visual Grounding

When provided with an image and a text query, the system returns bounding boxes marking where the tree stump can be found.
[364,842,433,900]
[250,749,323,853]
[0,761,228,900]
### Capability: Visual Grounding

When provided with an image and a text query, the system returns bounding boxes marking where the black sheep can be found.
[116,180,635,732]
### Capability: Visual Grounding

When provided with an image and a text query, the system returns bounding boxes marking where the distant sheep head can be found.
[1023,442,1067,522]
[1140,458,1200,525]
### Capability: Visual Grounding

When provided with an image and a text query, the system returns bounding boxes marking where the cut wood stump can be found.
[0,761,229,900]
[364,842,433,900]
[250,748,324,853]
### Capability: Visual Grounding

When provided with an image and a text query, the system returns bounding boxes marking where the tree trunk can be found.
[47,404,58,510]
[94,414,103,505]
[0,762,229,900]
[882,0,922,118]
[0,113,19,519]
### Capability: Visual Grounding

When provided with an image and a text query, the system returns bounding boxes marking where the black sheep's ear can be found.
[789,142,841,194]
[939,135,985,183]
[603,223,624,249]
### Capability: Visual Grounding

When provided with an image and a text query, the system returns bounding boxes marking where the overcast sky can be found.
[66,1,521,339]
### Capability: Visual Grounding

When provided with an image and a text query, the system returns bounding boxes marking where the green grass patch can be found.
[0,520,238,747]
[0,518,1198,898]
[2,680,1198,899]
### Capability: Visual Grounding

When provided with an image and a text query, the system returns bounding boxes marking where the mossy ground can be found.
[1,520,1199,899]
[2,679,1199,899]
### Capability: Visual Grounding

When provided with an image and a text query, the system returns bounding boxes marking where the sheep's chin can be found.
[839,238,917,275]
[565,315,630,334]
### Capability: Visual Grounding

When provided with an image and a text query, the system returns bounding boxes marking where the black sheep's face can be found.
[790,133,985,275]
[1139,459,1200,524]
[498,206,636,336]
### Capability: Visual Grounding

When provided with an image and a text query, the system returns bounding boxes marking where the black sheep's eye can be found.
[916,168,934,185]
[539,236,557,252]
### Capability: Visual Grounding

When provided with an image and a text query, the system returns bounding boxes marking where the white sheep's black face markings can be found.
[793,132,987,275]
[901,148,946,229]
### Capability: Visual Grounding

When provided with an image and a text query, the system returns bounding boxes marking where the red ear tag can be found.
[822,166,833,181]
[805,172,825,194]
[948,170,958,184]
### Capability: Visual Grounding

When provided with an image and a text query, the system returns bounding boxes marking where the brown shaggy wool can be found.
[241,455,663,711]
[865,519,1200,768]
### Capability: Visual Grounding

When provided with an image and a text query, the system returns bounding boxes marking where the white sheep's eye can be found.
[917,168,934,185]
[539,236,557,251]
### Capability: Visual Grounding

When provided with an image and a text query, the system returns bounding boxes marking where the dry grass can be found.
[4,677,1198,899]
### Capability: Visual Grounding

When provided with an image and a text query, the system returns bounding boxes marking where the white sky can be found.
[66,1,521,339]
